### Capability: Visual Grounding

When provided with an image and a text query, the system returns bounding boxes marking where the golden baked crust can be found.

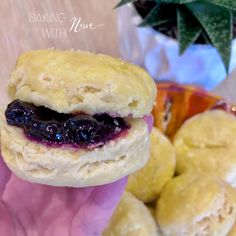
[1,119,149,187]
[103,191,159,236]
[156,173,236,236]
[126,127,175,203]
[174,110,236,187]
[8,49,157,118]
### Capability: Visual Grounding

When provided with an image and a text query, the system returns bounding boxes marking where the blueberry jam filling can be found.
[5,100,130,148]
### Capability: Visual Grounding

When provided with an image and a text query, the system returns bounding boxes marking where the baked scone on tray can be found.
[0,49,156,187]
[126,127,175,203]
[174,110,236,187]
[103,191,159,236]
[156,173,236,236]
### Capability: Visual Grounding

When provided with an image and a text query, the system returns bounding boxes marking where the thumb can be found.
[0,154,11,197]
[143,115,154,133]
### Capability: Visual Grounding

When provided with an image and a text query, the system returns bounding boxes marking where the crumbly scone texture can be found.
[103,191,159,236]
[174,110,236,187]
[126,127,175,203]
[0,119,149,187]
[156,173,236,236]
[8,49,157,118]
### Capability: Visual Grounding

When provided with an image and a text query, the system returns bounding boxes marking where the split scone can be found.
[174,110,236,187]
[126,127,175,202]
[103,191,159,236]
[0,49,156,187]
[156,173,236,236]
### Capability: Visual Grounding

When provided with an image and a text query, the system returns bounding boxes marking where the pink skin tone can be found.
[0,116,153,236]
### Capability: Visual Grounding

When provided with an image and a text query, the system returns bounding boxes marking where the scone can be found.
[103,191,159,236]
[0,49,157,187]
[156,173,236,236]
[126,127,175,202]
[174,110,236,187]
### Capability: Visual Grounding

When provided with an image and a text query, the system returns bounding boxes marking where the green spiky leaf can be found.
[179,0,196,2]
[161,0,197,3]
[177,7,202,54]
[115,0,135,8]
[115,0,235,74]
[160,0,178,3]
[139,4,174,27]
[187,2,233,72]
[203,0,236,11]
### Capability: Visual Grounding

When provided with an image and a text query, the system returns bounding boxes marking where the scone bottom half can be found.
[0,49,157,187]
[5,99,130,149]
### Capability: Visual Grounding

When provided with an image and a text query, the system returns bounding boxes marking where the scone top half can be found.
[1,49,157,187]
[8,49,156,117]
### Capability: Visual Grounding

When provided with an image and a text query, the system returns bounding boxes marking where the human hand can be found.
[0,116,153,236]
[0,156,127,236]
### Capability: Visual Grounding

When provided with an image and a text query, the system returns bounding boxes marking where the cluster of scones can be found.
[104,110,236,236]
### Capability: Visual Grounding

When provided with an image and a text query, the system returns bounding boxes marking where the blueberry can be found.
[113,117,127,128]
[5,100,35,126]
[94,113,113,123]
[40,121,65,143]
[25,121,43,141]
[65,115,99,144]
[94,114,127,129]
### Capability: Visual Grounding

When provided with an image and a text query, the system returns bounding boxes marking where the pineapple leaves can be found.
[161,0,236,9]
[203,0,236,11]
[115,0,234,73]
[161,0,197,3]
[115,0,135,8]
[179,0,196,2]
[177,8,202,54]
[139,4,174,27]
[187,2,233,72]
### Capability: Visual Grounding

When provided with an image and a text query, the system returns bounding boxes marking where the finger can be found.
[71,177,127,236]
[143,114,154,133]
[0,154,11,197]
